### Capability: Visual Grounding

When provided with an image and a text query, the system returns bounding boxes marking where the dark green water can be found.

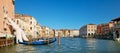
[0,38,120,53]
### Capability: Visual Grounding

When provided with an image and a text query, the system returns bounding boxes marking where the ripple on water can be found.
[15,44,35,53]
[1,38,120,53]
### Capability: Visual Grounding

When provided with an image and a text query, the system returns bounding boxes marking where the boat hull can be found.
[18,38,56,45]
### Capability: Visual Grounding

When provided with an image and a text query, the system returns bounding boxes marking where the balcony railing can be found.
[114,24,120,28]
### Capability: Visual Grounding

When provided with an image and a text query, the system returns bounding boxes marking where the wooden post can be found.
[58,32,60,45]
[47,36,50,45]
[12,34,14,45]
[5,33,7,46]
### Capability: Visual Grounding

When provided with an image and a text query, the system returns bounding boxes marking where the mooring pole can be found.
[5,33,7,46]
[58,32,60,45]
[48,36,50,45]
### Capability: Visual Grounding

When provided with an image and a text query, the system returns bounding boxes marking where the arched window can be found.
[3,21,5,24]
[3,28,7,31]
[91,33,94,35]
[88,33,90,37]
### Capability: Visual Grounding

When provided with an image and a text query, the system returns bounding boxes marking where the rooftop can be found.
[88,24,96,25]
[111,17,120,21]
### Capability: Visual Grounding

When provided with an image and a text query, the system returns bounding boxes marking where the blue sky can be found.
[15,0,120,29]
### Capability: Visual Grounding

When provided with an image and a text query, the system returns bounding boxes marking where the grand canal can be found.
[0,38,120,53]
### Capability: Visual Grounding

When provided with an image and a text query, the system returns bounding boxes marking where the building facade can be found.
[0,0,15,46]
[69,29,79,37]
[60,29,70,37]
[112,17,120,40]
[41,26,55,38]
[79,24,97,38]
[97,22,114,35]
[0,0,14,38]
[15,14,41,39]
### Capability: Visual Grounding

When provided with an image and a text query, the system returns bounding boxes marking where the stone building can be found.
[15,14,41,39]
[79,24,97,38]
[69,29,79,37]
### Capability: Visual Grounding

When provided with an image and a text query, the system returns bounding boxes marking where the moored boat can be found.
[18,38,56,45]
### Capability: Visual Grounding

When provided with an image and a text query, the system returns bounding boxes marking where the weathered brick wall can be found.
[0,0,14,35]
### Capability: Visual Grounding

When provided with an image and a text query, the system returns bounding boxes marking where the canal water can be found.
[0,38,120,53]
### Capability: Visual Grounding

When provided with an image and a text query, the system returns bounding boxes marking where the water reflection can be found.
[15,45,35,53]
[0,44,35,53]
[86,38,96,48]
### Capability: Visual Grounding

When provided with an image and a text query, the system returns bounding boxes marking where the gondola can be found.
[18,38,56,45]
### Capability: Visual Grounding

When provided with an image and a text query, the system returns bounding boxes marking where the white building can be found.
[54,30,63,37]
[36,24,42,38]
[79,24,97,38]
[15,14,40,39]
[70,29,79,37]
[41,26,51,38]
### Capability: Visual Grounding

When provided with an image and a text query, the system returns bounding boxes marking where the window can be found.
[94,26,96,28]
[6,11,8,14]
[4,17,7,20]
[13,20,15,22]
[30,27,32,30]
[88,26,90,28]
[30,17,32,20]
[3,6,8,14]
[3,6,5,13]
[88,33,90,36]
[91,26,93,28]
[91,33,94,35]
[91,29,93,31]
[3,28,7,31]
[3,21,5,24]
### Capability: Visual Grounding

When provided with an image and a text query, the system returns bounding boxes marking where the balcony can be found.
[114,24,120,29]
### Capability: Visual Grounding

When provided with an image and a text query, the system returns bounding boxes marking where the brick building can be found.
[0,0,14,37]
[97,22,114,35]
